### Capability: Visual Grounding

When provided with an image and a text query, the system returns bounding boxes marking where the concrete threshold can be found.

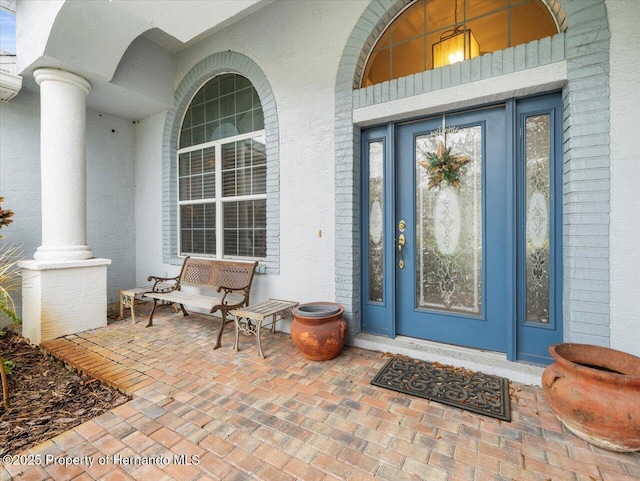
[352,332,544,386]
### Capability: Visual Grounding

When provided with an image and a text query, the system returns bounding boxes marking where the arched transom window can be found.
[362,0,558,87]
[178,73,266,259]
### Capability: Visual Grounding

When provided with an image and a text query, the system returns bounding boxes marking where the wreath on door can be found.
[418,141,470,190]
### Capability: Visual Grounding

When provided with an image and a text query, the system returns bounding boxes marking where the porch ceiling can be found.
[16,0,273,120]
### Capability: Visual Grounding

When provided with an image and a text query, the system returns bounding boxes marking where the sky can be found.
[0,10,16,54]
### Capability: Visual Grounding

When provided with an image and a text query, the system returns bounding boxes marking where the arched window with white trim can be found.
[178,73,266,260]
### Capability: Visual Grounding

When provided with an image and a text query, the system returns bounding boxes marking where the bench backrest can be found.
[179,257,258,293]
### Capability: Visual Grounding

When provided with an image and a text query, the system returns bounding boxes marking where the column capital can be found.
[34,68,91,95]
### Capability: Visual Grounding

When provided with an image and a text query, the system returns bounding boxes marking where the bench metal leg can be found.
[213,312,225,350]
[146,299,158,327]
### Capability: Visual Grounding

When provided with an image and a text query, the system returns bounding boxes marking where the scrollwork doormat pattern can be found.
[371,356,511,421]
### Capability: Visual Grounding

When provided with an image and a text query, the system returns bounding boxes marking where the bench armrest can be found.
[216,285,250,308]
[147,275,180,292]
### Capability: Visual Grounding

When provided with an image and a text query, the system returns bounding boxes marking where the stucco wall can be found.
[135,0,369,306]
[0,91,41,327]
[608,0,640,356]
[0,90,136,325]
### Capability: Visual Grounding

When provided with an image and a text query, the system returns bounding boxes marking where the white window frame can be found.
[177,129,267,261]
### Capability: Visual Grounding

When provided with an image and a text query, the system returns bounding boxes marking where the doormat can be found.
[371,356,511,421]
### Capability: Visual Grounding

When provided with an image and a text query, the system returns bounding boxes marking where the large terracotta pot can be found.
[291,302,347,361]
[542,343,640,452]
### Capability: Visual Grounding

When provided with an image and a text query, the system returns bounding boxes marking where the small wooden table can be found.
[231,299,298,358]
[119,286,154,324]
[119,282,176,324]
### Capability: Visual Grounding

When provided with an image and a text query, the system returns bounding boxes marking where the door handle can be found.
[398,233,406,269]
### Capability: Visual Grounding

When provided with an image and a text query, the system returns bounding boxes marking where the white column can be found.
[20,68,110,345]
[33,68,93,261]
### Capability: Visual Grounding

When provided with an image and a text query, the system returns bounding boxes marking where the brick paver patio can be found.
[1,306,639,480]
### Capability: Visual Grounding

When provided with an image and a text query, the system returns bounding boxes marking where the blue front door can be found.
[361,94,564,364]
[396,107,509,351]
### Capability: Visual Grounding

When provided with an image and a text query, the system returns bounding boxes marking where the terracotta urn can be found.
[291,302,347,361]
[542,343,640,452]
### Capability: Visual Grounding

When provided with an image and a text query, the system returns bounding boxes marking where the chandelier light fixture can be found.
[432,0,480,68]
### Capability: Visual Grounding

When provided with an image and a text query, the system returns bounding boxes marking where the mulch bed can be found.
[0,322,130,457]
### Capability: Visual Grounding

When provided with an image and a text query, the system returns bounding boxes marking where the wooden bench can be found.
[143,257,258,349]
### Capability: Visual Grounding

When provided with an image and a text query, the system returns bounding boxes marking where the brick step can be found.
[40,337,151,395]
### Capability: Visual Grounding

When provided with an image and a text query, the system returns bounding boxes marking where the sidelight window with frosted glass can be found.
[178,74,266,260]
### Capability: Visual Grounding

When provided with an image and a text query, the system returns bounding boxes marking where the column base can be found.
[34,245,94,261]
[19,258,111,345]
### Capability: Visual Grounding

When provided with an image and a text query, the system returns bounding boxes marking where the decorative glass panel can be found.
[525,114,551,324]
[368,141,384,303]
[415,126,482,314]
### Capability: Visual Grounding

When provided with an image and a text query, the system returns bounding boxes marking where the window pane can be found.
[222,169,236,197]
[220,74,235,96]
[466,10,508,54]
[204,203,216,228]
[192,103,205,126]
[179,128,191,149]
[205,77,219,100]
[253,165,267,194]
[253,109,264,131]
[390,1,424,44]
[203,147,215,172]
[181,204,215,256]
[237,111,253,135]
[181,205,193,228]
[192,204,204,228]
[205,100,219,124]
[236,88,253,112]
[222,143,235,169]
[179,153,190,176]
[193,230,205,254]
[179,177,190,201]
[181,229,192,253]
[236,75,251,90]
[510,1,557,47]
[192,125,205,145]
[206,121,220,142]
[362,49,390,88]
[190,151,203,175]
[203,173,216,198]
[391,37,425,79]
[223,200,266,258]
[425,0,456,32]
[252,89,261,109]
[466,0,507,20]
